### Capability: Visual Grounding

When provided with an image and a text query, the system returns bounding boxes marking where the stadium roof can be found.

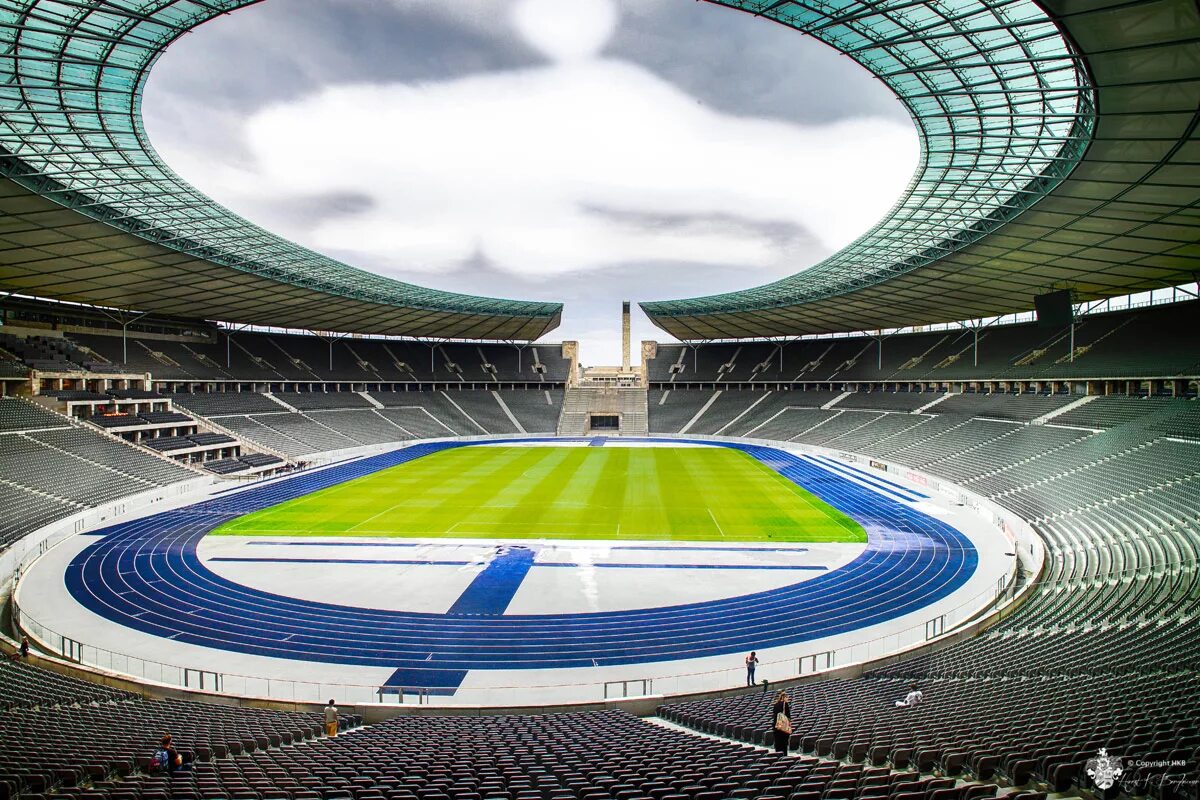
[643,0,1200,340]
[0,0,561,341]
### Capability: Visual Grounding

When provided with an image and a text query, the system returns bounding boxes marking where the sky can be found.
[143,0,917,366]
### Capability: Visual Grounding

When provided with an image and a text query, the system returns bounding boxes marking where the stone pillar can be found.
[621,301,631,371]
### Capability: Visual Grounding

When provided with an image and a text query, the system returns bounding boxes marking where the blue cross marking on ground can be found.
[447,546,537,616]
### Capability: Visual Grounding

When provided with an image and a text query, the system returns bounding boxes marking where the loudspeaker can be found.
[1034,290,1073,328]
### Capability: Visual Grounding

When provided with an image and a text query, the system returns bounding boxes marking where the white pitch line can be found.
[345,499,408,533]
[707,508,726,539]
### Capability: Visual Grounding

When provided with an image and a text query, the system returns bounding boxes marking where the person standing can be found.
[324,699,339,737]
[745,651,759,686]
[771,690,792,754]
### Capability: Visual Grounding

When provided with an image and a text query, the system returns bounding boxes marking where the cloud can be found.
[210,58,914,281]
[513,0,618,61]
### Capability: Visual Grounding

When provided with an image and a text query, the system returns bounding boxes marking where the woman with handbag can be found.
[771,690,792,753]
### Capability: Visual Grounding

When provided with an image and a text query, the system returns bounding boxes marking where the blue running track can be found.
[64,439,977,689]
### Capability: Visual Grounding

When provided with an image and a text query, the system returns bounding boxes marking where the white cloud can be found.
[513,0,618,61]
[197,58,915,281]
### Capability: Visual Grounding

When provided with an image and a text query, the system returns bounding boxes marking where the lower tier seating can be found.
[0,695,354,799]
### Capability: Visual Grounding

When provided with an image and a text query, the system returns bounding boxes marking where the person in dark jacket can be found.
[771,690,792,754]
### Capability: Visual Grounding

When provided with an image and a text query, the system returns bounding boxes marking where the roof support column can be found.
[314,331,352,376]
[225,324,250,370]
[98,308,148,365]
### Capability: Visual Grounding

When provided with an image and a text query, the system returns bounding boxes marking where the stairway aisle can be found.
[556,387,649,436]
[556,388,591,436]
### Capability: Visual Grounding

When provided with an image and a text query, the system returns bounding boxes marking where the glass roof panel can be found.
[0,0,561,322]
[644,0,1092,319]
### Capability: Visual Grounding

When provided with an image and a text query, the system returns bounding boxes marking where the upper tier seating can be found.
[58,330,573,384]
[0,332,86,372]
[646,301,1200,384]
[0,343,28,377]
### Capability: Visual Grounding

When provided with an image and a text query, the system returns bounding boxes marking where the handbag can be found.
[775,712,792,734]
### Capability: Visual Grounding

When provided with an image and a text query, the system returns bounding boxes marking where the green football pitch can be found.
[212,446,865,543]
